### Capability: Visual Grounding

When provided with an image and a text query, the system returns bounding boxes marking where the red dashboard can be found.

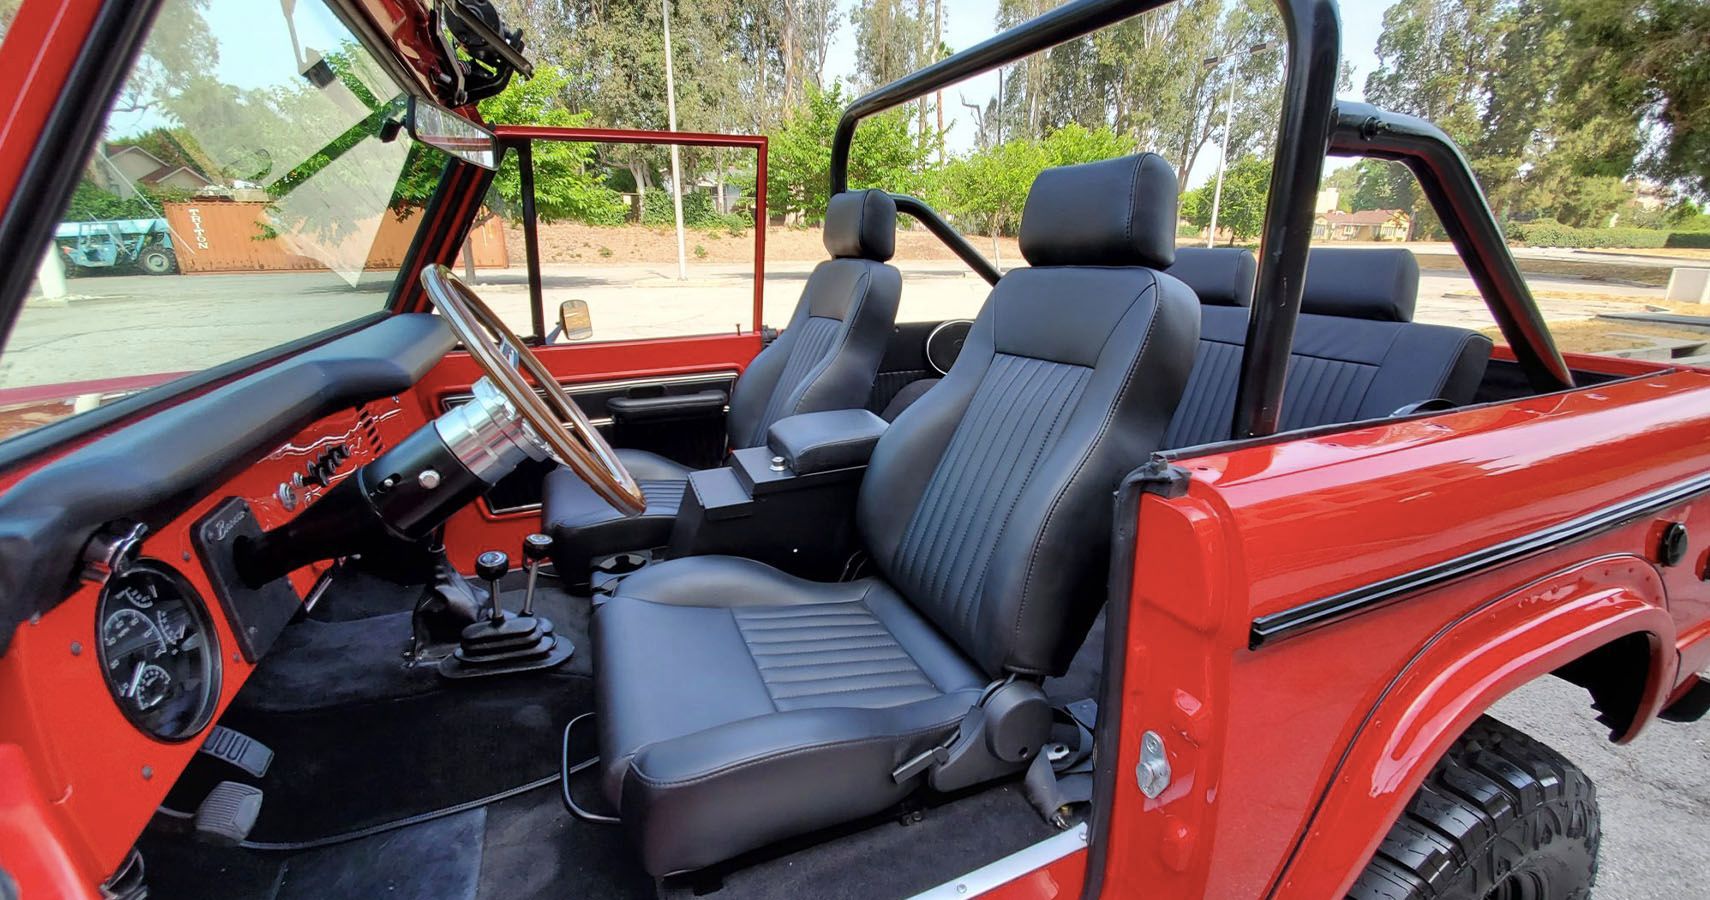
[0,396,425,889]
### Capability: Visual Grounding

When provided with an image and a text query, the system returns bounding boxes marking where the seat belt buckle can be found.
[891,743,949,784]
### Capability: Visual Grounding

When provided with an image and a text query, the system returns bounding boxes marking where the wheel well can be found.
[1549,631,1655,740]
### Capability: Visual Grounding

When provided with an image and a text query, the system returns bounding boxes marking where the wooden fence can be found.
[160,201,508,274]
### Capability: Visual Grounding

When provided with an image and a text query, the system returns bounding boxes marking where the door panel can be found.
[421,332,762,570]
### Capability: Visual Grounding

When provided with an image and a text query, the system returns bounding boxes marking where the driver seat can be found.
[593,153,1200,875]
[542,189,902,581]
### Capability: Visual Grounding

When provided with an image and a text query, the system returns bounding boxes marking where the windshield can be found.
[0,0,448,444]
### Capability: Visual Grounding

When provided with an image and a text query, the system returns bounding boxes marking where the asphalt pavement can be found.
[1490,678,1710,898]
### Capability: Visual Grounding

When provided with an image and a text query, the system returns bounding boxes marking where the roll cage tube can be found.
[1330,101,1573,393]
[830,0,1342,440]
[889,194,1002,286]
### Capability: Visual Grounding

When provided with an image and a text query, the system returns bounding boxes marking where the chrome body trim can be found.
[908,823,1088,899]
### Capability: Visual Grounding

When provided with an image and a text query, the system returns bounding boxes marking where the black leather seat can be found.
[592,153,1200,875]
[1163,247,1493,448]
[880,248,1255,423]
[543,189,903,578]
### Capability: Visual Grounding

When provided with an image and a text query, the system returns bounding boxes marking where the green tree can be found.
[1561,0,1710,195]
[478,63,626,225]
[1181,156,1271,245]
[767,81,930,223]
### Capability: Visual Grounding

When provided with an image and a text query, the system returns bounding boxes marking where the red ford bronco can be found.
[0,1,1704,898]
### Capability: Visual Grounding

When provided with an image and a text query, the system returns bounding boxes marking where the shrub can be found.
[1666,232,1710,250]
[1508,221,1669,249]
[642,190,750,231]
[693,244,707,259]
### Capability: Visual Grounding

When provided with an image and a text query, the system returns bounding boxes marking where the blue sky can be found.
[822,0,1398,187]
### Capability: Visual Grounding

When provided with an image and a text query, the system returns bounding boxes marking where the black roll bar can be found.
[889,194,1003,286]
[1329,101,1573,393]
[830,0,1342,440]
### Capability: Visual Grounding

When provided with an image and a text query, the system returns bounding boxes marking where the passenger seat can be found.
[1164,247,1491,448]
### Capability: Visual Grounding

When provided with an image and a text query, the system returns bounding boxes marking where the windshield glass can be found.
[0,0,447,444]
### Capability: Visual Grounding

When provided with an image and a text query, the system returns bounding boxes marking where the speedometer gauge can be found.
[95,561,221,741]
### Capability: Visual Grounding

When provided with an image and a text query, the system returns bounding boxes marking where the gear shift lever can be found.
[521,533,552,617]
[476,550,508,624]
[441,546,573,679]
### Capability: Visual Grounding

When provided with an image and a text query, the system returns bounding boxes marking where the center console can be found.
[663,409,888,580]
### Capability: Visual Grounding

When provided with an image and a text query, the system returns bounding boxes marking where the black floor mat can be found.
[659,783,1058,900]
[137,807,487,900]
[174,580,595,843]
[276,808,486,900]
[477,789,656,900]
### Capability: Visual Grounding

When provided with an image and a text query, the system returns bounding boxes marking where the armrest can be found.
[606,389,727,424]
[766,409,888,475]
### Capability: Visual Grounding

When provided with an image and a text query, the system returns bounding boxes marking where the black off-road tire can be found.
[1347,716,1599,900]
[139,245,176,275]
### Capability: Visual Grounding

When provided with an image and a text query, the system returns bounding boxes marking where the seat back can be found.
[726,190,902,449]
[857,153,1200,677]
[1163,247,1493,448]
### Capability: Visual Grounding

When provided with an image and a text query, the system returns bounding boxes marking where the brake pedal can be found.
[194,782,263,846]
[199,725,274,778]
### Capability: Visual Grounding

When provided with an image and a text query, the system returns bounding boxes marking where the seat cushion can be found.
[542,448,691,575]
[595,555,984,875]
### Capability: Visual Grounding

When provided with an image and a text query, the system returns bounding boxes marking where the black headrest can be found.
[1301,248,1420,322]
[823,189,897,262]
[1168,248,1257,307]
[1018,153,1178,269]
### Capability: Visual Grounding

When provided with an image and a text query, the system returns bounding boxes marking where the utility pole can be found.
[1205,76,1236,249]
[662,0,688,280]
[1203,41,1279,249]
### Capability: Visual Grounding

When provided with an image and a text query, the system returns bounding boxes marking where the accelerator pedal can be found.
[195,781,263,846]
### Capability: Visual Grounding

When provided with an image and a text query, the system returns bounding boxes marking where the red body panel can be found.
[1095,367,1710,898]
[0,401,420,894]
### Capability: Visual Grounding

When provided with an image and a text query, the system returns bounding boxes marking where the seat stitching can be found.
[628,720,964,790]
[1013,278,1164,666]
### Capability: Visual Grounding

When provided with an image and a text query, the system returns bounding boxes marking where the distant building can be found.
[93,145,214,197]
[1315,188,1341,214]
[1313,208,1410,241]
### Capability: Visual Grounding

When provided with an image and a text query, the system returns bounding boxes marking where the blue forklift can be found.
[54,217,178,276]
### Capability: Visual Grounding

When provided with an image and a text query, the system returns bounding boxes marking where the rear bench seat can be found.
[1163,247,1492,448]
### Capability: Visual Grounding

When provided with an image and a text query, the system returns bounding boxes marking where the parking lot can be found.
[1,245,1688,391]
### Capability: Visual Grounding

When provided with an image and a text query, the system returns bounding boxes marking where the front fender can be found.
[1271,554,1675,900]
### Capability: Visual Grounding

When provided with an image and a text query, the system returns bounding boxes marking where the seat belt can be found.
[1023,698,1097,829]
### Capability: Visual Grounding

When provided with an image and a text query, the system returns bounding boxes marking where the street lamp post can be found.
[1203,41,1280,249]
[662,0,688,280]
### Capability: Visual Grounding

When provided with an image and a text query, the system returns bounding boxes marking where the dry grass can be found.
[1420,255,1674,287]
[1586,246,1710,262]
[1488,319,1710,355]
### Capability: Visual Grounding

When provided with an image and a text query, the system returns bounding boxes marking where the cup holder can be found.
[594,552,649,576]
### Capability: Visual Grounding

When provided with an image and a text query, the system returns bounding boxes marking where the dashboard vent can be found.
[357,405,386,453]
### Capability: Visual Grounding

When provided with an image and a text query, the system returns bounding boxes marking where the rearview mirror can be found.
[406,97,498,170]
[559,299,594,342]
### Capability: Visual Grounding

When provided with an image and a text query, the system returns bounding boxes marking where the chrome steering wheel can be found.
[420,265,644,517]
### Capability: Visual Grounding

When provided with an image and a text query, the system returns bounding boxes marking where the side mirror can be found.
[559,299,594,342]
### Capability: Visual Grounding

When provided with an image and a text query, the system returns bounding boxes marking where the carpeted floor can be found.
[137,569,1107,900]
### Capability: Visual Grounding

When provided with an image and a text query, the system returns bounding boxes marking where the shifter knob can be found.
[522,533,552,562]
[475,550,509,583]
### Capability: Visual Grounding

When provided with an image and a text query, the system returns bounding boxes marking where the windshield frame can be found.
[0,0,488,475]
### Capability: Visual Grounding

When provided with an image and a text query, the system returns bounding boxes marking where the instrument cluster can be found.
[95,561,220,741]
